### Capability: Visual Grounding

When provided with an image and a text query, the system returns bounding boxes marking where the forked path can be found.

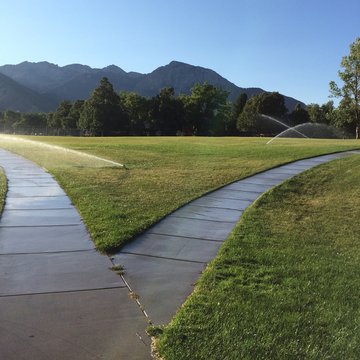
[0,148,359,359]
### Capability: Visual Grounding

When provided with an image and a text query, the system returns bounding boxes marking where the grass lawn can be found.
[0,167,6,215]
[156,154,360,360]
[0,135,359,253]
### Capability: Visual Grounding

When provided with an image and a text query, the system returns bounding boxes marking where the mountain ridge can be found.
[0,60,304,112]
[0,72,56,112]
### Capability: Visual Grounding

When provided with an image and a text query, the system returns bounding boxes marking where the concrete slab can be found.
[292,159,327,166]
[113,253,205,325]
[239,177,283,186]
[0,208,82,227]
[5,170,52,177]
[120,232,223,263]
[225,181,270,193]
[191,195,253,211]
[260,167,304,176]
[0,225,93,254]
[5,173,53,179]
[6,186,66,198]
[248,172,293,182]
[204,188,261,201]
[0,251,124,296]
[170,204,242,222]
[5,195,72,210]
[0,288,151,360]
[148,216,235,241]
[8,178,58,186]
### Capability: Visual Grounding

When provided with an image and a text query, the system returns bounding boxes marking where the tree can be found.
[307,103,323,123]
[185,82,230,135]
[236,96,260,134]
[330,37,360,138]
[68,100,85,129]
[120,92,149,135]
[289,103,310,125]
[149,87,185,135]
[257,91,288,117]
[13,113,47,133]
[2,110,21,132]
[53,100,73,129]
[79,77,127,135]
[229,93,247,135]
[237,92,288,134]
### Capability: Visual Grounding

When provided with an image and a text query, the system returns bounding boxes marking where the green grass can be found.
[0,167,6,215]
[0,135,359,253]
[156,154,360,360]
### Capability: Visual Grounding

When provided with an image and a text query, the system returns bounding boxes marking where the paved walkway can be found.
[0,149,150,360]
[0,148,359,359]
[113,150,360,325]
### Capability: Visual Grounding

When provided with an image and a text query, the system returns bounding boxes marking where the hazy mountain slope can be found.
[0,73,56,112]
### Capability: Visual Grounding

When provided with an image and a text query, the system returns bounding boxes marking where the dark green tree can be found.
[289,103,310,125]
[307,103,323,123]
[149,87,185,135]
[13,113,47,133]
[257,91,288,117]
[2,110,21,131]
[68,100,85,129]
[330,37,360,138]
[120,92,149,135]
[185,82,230,135]
[236,96,259,133]
[53,100,73,129]
[237,92,288,133]
[229,93,247,135]
[79,77,127,135]
[307,101,336,125]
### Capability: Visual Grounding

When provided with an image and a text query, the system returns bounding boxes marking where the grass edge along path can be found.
[0,167,7,216]
[0,136,359,253]
[156,154,360,360]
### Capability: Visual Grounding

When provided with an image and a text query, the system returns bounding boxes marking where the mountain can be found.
[0,60,304,112]
[131,61,263,100]
[0,72,56,112]
[0,61,93,93]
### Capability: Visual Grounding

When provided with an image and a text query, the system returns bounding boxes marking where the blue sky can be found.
[0,0,358,105]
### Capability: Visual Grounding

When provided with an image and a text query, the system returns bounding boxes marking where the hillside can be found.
[0,72,56,112]
[0,61,304,112]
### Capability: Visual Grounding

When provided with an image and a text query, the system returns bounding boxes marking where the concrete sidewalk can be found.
[112,150,360,325]
[1,148,359,359]
[0,149,150,360]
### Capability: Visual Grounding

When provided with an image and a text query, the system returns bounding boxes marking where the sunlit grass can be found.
[0,167,6,215]
[157,155,360,360]
[0,135,359,252]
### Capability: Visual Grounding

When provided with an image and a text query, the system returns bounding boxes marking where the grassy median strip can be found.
[156,154,360,360]
[0,167,6,215]
[0,136,359,253]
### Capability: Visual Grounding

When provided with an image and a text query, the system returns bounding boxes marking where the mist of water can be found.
[266,122,348,144]
[0,134,125,168]
[259,115,309,143]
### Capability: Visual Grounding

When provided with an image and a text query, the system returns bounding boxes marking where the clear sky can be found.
[0,0,359,105]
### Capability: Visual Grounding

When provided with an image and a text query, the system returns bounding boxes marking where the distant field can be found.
[0,167,6,215]
[157,155,360,360]
[0,135,359,252]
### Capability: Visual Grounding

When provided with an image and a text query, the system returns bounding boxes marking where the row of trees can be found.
[0,79,308,136]
[0,80,235,136]
[1,37,359,137]
[0,87,344,137]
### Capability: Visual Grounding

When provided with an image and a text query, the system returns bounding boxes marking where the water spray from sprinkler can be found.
[0,135,126,168]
